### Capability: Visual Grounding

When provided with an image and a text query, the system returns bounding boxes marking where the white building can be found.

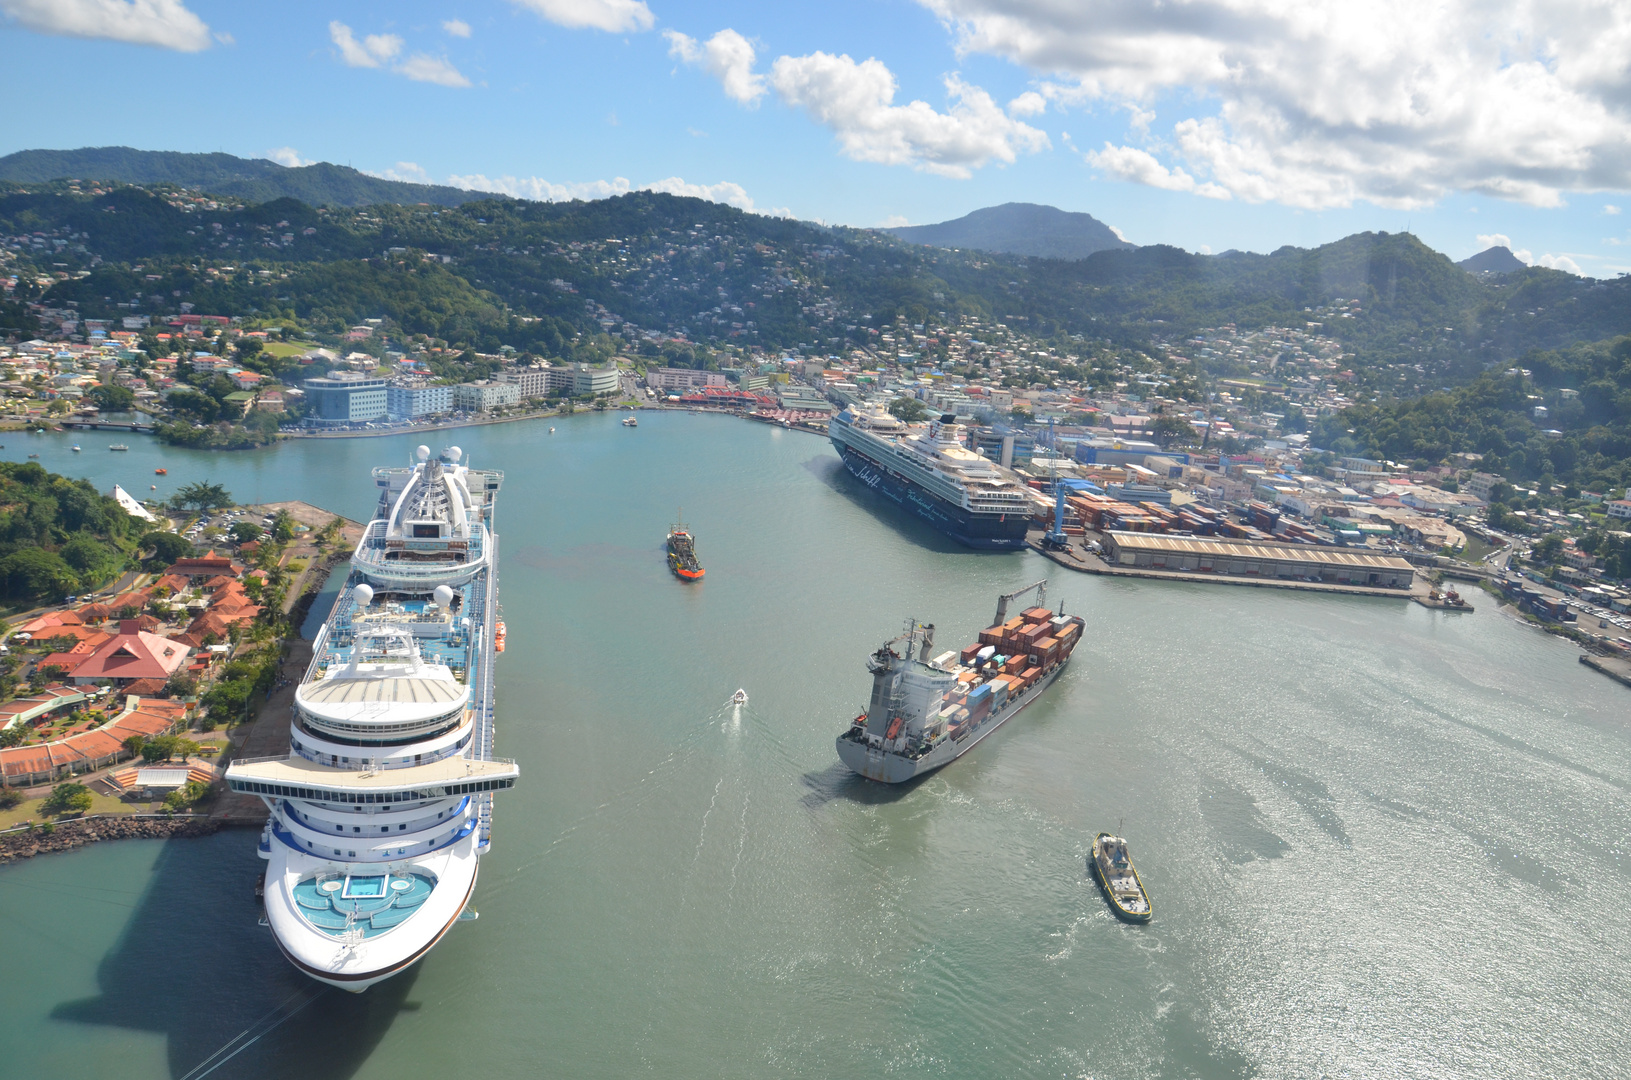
[452,381,521,412]
[645,367,725,392]
[572,363,619,396]
[497,366,572,399]
[387,383,453,420]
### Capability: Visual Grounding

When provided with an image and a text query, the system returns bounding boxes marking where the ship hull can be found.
[836,661,1067,782]
[833,442,1029,550]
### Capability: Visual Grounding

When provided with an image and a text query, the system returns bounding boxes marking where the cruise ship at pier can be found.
[226,445,516,992]
[828,408,1035,549]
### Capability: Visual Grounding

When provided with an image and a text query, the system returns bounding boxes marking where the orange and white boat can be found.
[666,512,705,581]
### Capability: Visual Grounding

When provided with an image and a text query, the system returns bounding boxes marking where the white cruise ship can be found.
[226,445,516,992]
[828,408,1038,549]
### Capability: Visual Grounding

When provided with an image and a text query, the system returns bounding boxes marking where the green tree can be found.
[140,530,192,565]
[165,671,199,698]
[173,480,233,511]
[229,520,264,544]
[887,396,930,422]
[270,509,297,541]
[1150,415,1198,449]
[122,734,147,756]
[141,735,179,763]
[43,782,93,814]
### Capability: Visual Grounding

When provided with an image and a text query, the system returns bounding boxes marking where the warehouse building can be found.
[1100,531,1416,588]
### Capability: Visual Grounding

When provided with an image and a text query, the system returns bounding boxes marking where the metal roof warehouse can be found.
[1101,531,1416,588]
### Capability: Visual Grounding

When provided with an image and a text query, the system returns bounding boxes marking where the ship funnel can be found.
[918,624,935,662]
[353,583,374,608]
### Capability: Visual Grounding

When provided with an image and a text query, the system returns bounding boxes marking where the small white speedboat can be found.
[730,688,748,706]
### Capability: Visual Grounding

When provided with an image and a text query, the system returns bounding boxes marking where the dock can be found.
[1580,653,1631,691]
[1028,532,1430,601]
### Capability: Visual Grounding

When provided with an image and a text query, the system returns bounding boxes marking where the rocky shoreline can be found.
[0,815,223,863]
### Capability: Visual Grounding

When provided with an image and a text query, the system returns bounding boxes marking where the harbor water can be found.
[1,413,1628,1079]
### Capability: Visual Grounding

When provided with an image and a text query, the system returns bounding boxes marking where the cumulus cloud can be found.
[398,53,471,87]
[265,147,314,168]
[665,29,766,105]
[1476,233,1514,250]
[431,171,789,215]
[1607,204,1623,215]
[1007,90,1046,117]
[330,22,470,87]
[1537,253,1583,274]
[1085,143,1229,199]
[508,0,652,34]
[330,21,400,68]
[921,0,1631,209]
[443,18,471,38]
[770,52,1048,178]
[0,0,212,51]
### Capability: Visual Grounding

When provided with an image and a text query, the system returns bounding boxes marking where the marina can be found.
[1,412,1629,1079]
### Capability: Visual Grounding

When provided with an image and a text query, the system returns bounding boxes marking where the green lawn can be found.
[261,340,321,358]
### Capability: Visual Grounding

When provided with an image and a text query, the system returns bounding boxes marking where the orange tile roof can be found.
[70,624,191,682]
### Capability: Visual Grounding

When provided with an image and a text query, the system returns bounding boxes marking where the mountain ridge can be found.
[884,202,1134,260]
[0,146,495,208]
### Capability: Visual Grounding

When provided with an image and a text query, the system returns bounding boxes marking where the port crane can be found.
[993,580,1049,626]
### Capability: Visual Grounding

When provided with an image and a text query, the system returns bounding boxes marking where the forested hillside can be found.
[1316,336,1631,491]
[0,462,142,605]
[7,180,1631,404]
[0,147,488,208]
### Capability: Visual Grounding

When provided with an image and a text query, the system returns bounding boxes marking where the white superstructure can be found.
[227,445,514,992]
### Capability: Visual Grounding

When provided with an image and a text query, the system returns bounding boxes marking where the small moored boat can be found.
[109,444,129,451]
[155,468,167,475]
[1091,832,1152,923]
[72,445,81,452]
[622,415,638,427]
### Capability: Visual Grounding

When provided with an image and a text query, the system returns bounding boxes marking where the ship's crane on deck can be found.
[993,580,1049,626]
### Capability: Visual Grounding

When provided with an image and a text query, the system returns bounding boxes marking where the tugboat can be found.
[1091,832,1152,924]
[667,512,705,581]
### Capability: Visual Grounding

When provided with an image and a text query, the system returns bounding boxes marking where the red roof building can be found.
[70,622,192,686]
[167,552,243,582]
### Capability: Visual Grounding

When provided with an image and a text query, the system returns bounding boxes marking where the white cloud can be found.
[330,21,400,68]
[443,18,471,38]
[880,214,911,228]
[440,171,789,215]
[0,0,212,51]
[330,22,469,87]
[398,53,471,87]
[508,0,652,34]
[1108,224,1130,243]
[369,162,435,184]
[1537,253,1583,274]
[1476,233,1514,250]
[1086,143,1229,199]
[1007,90,1046,117]
[665,28,766,106]
[265,147,313,168]
[769,52,1048,178]
[1607,204,1623,215]
[921,0,1631,209]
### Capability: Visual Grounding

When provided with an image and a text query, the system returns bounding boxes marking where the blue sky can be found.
[5,0,1630,274]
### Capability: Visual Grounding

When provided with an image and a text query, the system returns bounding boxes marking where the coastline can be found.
[0,814,219,864]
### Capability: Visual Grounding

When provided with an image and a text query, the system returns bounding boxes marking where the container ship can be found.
[836,581,1083,783]
[667,514,705,580]
[828,407,1035,550]
[226,445,516,992]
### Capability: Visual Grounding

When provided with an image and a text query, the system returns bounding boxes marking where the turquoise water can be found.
[2,413,1629,1079]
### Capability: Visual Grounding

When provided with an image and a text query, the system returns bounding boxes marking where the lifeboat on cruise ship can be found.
[494,621,506,653]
